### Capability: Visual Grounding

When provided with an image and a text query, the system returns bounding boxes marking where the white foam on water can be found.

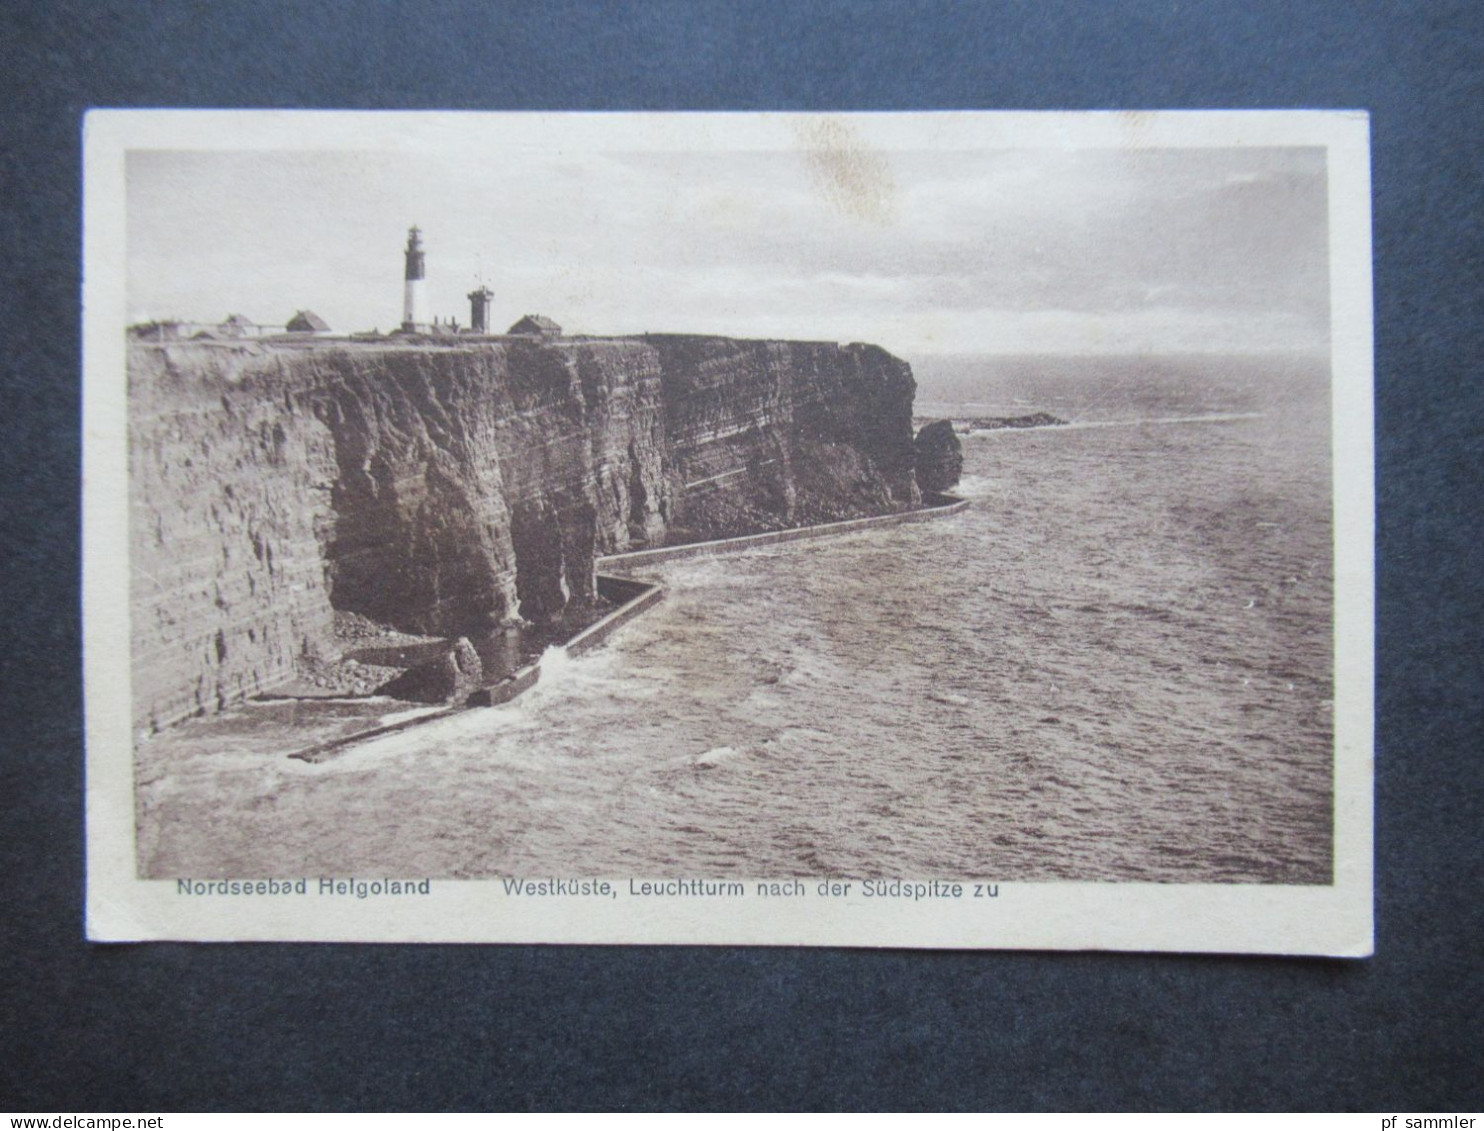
[140,356,1336,883]
[927,691,971,707]
[952,474,1002,499]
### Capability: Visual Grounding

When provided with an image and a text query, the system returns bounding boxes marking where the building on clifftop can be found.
[467,286,494,334]
[127,320,185,341]
[507,314,561,337]
[286,310,331,333]
[219,313,257,338]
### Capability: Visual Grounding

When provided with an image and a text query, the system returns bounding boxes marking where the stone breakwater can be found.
[129,334,923,733]
[596,491,968,571]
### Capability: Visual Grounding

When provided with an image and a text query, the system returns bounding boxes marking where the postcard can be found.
[84,110,1373,952]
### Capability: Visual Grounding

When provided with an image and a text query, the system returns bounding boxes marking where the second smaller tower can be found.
[467,286,494,334]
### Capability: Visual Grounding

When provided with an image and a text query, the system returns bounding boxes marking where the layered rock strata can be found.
[129,335,919,732]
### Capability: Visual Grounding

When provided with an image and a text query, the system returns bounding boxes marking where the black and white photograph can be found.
[83,110,1373,951]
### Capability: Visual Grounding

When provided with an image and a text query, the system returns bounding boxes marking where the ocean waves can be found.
[141,355,1335,884]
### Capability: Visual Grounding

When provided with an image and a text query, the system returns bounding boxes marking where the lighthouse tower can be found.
[401,226,428,331]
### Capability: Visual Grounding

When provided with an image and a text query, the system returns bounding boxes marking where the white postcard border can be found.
[83,109,1374,954]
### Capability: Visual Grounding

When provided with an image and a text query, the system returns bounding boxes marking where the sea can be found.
[139,353,1335,884]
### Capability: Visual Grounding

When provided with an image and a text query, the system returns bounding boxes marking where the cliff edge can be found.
[129,334,920,732]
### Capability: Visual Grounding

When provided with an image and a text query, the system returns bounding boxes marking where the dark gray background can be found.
[2,0,1480,1112]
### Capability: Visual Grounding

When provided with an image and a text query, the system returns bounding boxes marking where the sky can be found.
[126,141,1331,359]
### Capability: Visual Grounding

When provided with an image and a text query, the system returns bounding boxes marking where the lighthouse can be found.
[401,226,428,331]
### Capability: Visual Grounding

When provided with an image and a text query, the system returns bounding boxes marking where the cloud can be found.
[127,144,1330,357]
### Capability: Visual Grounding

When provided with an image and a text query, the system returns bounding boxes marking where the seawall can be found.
[597,492,969,571]
[130,334,921,733]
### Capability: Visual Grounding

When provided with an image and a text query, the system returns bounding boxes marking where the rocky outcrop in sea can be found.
[966,412,1067,431]
[913,419,963,493]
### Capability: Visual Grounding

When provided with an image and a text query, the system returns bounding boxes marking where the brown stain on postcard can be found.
[796,117,898,224]
[1118,109,1154,149]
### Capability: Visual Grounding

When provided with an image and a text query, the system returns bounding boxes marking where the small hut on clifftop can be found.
[286,310,331,333]
[507,314,562,337]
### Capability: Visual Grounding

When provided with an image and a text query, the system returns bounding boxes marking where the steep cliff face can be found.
[129,346,341,733]
[307,338,670,631]
[649,337,919,541]
[129,334,917,731]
